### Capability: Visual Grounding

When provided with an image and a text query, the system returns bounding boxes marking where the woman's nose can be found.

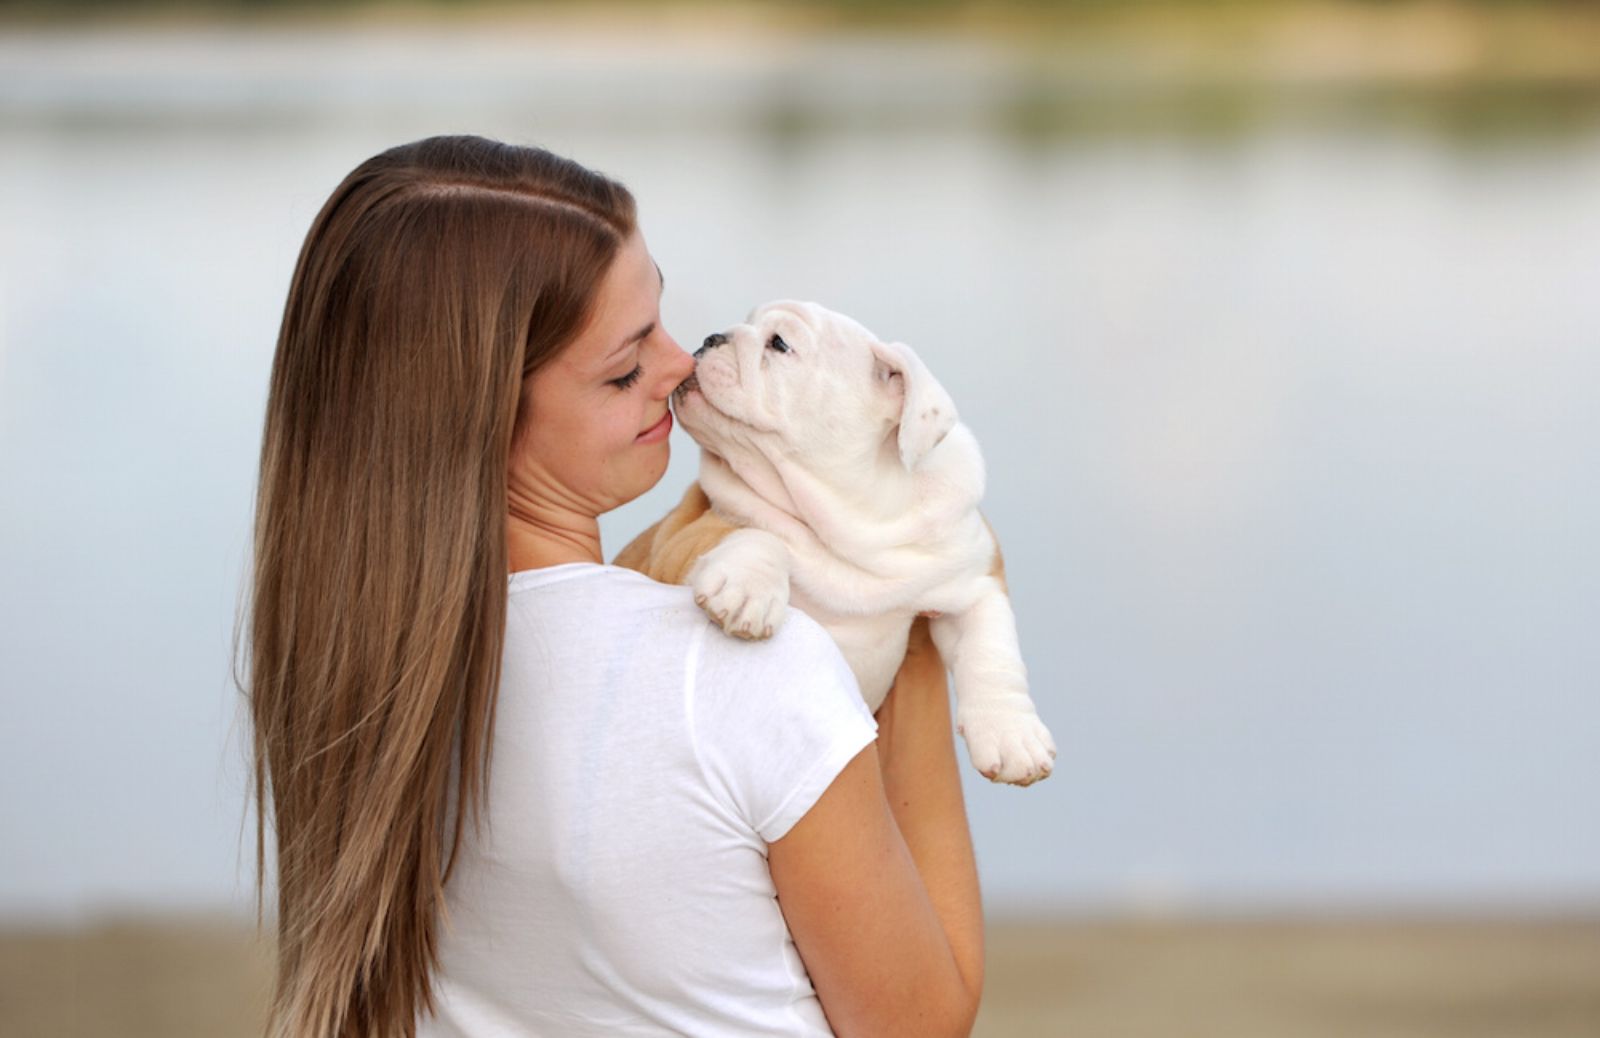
[660,338,696,388]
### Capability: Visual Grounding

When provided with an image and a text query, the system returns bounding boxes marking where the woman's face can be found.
[509,228,695,521]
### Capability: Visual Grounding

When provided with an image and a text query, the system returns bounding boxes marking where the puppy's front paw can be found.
[956,708,1057,786]
[688,535,790,640]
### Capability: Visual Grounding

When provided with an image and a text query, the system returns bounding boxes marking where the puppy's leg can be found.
[929,584,1056,785]
[614,482,730,583]
[689,528,792,640]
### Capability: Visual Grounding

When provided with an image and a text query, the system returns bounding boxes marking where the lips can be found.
[636,410,672,442]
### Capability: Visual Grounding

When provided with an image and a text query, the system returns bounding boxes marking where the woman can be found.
[245,134,982,1038]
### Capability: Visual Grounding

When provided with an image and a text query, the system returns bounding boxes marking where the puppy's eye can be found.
[766,334,790,354]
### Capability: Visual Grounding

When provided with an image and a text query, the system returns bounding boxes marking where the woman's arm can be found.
[767,618,983,1038]
[873,617,985,1006]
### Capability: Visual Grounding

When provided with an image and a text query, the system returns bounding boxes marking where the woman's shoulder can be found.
[692,602,856,694]
[507,561,847,670]
[508,560,671,595]
[508,561,700,627]
[508,562,694,607]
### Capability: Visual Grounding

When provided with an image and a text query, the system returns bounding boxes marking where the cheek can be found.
[523,393,610,471]
[696,355,762,424]
[697,351,740,394]
[767,366,811,414]
[603,399,652,454]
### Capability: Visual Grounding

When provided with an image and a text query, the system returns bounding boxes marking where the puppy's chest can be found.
[789,592,912,712]
[780,541,988,710]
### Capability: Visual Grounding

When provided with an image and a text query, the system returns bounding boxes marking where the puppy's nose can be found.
[695,333,728,359]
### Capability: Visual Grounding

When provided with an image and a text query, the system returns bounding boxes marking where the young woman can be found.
[245,134,983,1038]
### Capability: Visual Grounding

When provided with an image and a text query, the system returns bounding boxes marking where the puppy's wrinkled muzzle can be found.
[673,371,700,400]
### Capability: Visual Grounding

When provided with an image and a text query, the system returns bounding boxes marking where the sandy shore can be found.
[977,917,1600,1038]
[2,915,1597,1036]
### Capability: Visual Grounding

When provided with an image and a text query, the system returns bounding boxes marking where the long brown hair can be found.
[240,135,636,1037]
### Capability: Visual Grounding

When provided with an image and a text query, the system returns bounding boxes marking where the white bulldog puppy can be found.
[671,299,1056,785]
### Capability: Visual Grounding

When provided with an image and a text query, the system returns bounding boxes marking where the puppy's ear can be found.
[871,339,958,469]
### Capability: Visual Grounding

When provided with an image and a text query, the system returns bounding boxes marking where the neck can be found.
[790,439,917,524]
[774,445,920,549]
[506,511,604,572]
[707,439,924,559]
[701,452,812,537]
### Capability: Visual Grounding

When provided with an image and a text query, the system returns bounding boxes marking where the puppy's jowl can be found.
[627,300,1055,786]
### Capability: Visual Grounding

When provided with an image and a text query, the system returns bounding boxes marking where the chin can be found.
[634,450,674,501]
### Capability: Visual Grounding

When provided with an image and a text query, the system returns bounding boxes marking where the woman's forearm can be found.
[873,618,985,1016]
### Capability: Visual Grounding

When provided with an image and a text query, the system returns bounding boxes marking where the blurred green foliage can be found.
[0,0,1594,16]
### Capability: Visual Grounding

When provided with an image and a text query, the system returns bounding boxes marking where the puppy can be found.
[615,300,1055,786]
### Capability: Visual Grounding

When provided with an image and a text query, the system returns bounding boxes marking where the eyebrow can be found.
[601,262,667,367]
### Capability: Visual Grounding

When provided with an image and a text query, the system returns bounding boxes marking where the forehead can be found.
[753,302,874,349]
[557,239,662,377]
[753,300,811,325]
[751,305,828,346]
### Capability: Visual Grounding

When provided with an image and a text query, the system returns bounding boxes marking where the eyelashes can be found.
[609,364,643,390]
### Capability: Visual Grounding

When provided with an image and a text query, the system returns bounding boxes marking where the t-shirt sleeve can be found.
[689,608,879,844]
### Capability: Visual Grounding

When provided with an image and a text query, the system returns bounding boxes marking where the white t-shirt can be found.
[416,562,879,1038]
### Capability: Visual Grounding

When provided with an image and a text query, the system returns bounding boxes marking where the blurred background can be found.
[2,0,1597,1035]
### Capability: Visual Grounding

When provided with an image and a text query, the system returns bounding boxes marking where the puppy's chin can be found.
[671,382,736,455]
[676,387,799,479]
[675,373,777,438]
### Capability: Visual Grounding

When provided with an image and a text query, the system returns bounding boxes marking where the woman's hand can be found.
[872,616,954,777]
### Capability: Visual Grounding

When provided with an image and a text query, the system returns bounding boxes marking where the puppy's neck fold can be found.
[699,435,958,565]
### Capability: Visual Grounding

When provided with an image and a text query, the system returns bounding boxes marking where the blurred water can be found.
[1,22,1597,921]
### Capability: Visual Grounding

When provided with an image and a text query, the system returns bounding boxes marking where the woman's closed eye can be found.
[609,364,643,390]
